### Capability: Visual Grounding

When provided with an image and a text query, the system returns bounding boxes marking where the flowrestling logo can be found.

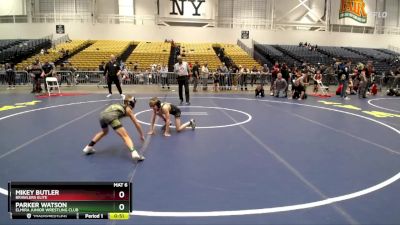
[339,0,367,23]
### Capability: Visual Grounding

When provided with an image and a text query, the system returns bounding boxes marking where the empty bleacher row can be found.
[377,48,399,57]
[69,40,132,70]
[126,42,171,70]
[179,43,221,71]
[0,39,51,64]
[254,44,400,74]
[317,46,366,62]
[16,40,90,70]
[0,39,26,51]
[2,38,399,78]
[344,47,393,60]
[254,44,300,66]
[221,44,260,69]
[277,45,330,64]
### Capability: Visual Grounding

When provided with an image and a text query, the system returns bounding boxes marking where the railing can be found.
[0,71,30,85]
[217,17,272,30]
[52,34,70,47]
[96,14,156,25]
[237,40,253,57]
[1,70,398,94]
[0,15,28,23]
[31,13,93,23]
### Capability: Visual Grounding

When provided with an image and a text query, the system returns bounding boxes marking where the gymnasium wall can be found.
[0,22,398,49]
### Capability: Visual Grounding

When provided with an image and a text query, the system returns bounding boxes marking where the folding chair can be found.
[317,80,329,96]
[45,77,61,96]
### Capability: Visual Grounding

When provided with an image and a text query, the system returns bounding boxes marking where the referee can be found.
[104,55,124,98]
[174,56,191,105]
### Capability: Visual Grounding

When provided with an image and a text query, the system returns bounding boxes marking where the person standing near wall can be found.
[28,59,43,94]
[192,61,200,92]
[161,64,169,89]
[201,62,209,91]
[42,60,54,92]
[174,56,191,105]
[338,61,351,100]
[5,63,16,89]
[104,55,124,98]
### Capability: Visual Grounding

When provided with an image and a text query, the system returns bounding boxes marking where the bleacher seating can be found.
[0,39,51,64]
[179,43,221,71]
[125,42,170,70]
[277,45,329,64]
[0,39,25,51]
[16,40,89,70]
[317,46,365,62]
[346,47,393,60]
[221,44,260,69]
[69,40,131,70]
[375,48,399,57]
[254,44,299,66]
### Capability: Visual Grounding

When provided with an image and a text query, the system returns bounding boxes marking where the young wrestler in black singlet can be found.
[148,97,195,137]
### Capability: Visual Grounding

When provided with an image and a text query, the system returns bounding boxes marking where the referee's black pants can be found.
[107,75,122,94]
[177,76,189,103]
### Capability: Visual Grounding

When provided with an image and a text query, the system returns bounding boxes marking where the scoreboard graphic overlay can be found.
[8,182,131,220]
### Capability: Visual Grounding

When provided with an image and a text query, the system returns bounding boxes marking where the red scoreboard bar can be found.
[8,182,132,220]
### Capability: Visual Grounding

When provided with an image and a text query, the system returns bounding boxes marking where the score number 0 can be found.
[118,191,125,211]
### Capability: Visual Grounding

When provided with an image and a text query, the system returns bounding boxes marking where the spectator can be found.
[260,64,269,88]
[274,73,287,97]
[201,63,209,91]
[192,61,200,92]
[358,70,367,98]
[292,70,307,100]
[59,63,71,86]
[240,66,249,91]
[5,63,15,90]
[231,64,239,89]
[338,61,351,100]
[28,59,43,94]
[313,70,322,94]
[161,64,169,89]
[347,78,356,95]
[255,85,265,97]
[212,70,220,92]
[281,63,290,91]
[270,62,280,95]
[226,66,233,90]
[370,82,378,96]
[250,65,259,87]
[392,68,400,88]
[42,60,54,92]
[98,61,105,72]
[365,61,375,93]
[220,62,228,90]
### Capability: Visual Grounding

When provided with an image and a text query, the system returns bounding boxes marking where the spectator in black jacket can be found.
[28,59,43,94]
[338,61,351,100]
[192,61,200,92]
[42,61,54,92]
[5,63,15,89]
